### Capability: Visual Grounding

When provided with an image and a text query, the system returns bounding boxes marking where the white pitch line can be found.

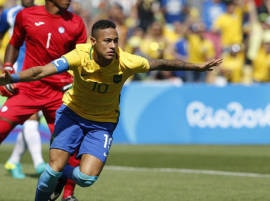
[105,165,270,178]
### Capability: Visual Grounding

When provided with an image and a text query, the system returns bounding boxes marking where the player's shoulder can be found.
[118,48,139,63]
[75,43,91,51]
[73,43,91,58]
[118,48,128,55]
[63,10,84,23]
[118,48,137,59]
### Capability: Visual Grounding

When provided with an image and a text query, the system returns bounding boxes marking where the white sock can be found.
[7,131,26,164]
[23,120,45,168]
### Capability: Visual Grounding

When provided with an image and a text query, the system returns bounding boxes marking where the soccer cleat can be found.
[35,162,46,175]
[49,177,67,201]
[62,195,78,201]
[4,162,26,179]
[4,161,16,170]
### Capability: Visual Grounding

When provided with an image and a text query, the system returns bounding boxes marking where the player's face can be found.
[21,0,34,7]
[91,28,119,63]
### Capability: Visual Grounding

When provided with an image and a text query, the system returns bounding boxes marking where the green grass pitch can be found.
[1,144,270,201]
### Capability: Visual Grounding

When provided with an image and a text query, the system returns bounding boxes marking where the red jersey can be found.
[10,5,87,91]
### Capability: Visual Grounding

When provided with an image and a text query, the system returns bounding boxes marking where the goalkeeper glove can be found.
[0,84,18,97]
[0,62,18,97]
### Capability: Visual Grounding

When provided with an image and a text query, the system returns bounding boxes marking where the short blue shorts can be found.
[50,105,116,163]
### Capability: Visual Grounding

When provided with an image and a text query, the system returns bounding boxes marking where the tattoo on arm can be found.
[149,59,198,71]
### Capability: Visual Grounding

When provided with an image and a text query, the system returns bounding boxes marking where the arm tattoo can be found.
[149,59,199,71]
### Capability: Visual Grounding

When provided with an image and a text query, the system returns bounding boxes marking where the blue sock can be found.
[35,164,62,201]
[72,167,98,187]
[63,164,74,179]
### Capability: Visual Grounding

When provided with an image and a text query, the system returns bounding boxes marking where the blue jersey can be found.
[0,4,25,72]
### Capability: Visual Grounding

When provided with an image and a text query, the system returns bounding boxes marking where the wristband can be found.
[10,73,20,83]
[3,62,13,67]
[3,62,14,73]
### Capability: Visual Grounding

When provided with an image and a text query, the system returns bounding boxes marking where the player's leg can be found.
[23,112,46,174]
[0,98,21,143]
[51,154,103,201]
[35,149,70,201]
[51,155,101,201]
[4,131,26,179]
[43,99,80,201]
[60,120,115,188]
[71,154,102,185]
[1,94,40,178]
[0,116,17,143]
[49,112,116,201]
[49,154,80,201]
[5,112,45,178]
[0,93,38,143]
[49,153,80,201]
[61,154,80,201]
[36,105,84,201]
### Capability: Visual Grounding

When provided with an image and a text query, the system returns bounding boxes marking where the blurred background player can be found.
[0,0,46,179]
[0,0,88,200]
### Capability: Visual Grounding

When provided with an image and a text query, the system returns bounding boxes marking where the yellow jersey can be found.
[222,52,245,83]
[188,34,215,63]
[212,8,243,46]
[62,43,150,123]
[252,46,270,82]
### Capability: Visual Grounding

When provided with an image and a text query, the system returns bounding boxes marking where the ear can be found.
[90,36,96,46]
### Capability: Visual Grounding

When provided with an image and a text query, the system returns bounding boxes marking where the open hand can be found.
[199,58,223,71]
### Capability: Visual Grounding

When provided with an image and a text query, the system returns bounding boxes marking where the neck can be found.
[45,0,64,15]
[94,54,113,67]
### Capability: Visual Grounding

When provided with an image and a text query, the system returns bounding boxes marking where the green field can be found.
[1,144,270,201]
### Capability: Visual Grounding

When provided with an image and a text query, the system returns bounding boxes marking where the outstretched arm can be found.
[0,63,58,85]
[148,58,222,72]
[0,57,70,85]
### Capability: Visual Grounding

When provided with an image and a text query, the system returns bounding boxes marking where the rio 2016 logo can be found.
[186,101,270,128]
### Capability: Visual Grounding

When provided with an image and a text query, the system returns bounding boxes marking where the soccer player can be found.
[0,0,46,180]
[0,0,87,200]
[0,19,222,201]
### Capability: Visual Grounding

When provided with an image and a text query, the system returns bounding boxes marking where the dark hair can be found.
[91,19,116,37]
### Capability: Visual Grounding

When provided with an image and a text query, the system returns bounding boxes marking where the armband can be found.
[52,57,69,73]
[10,73,20,83]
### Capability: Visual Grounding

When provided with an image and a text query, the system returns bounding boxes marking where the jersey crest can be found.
[113,74,122,83]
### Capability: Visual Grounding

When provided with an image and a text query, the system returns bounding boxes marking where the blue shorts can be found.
[50,105,116,163]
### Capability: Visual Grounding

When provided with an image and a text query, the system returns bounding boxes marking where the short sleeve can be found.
[120,50,150,73]
[62,48,82,70]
